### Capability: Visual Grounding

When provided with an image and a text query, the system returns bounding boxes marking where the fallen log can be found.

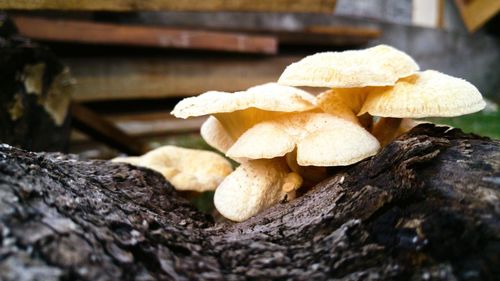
[0,124,498,280]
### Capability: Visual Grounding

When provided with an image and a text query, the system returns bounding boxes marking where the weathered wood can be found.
[71,102,148,155]
[274,25,380,46]
[66,56,301,101]
[110,113,207,137]
[0,124,498,280]
[0,14,72,152]
[455,0,500,32]
[0,0,337,13]
[12,16,278,54]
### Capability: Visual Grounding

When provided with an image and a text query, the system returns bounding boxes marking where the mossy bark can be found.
[0,124,498,281]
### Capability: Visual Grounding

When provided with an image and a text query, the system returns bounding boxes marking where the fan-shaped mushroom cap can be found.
[316,88,370,124]
[227,113,380,166]
[112,146,233,192]
[171,82,316,119]
[172,82,316,139]
[359,70,486,118]
[278,45,419,88]
[214,159,301,222]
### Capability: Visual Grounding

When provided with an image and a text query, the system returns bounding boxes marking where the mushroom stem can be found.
[371,117,403,146]
[214,158,301,222]
[358,113,373,131]
[286,150,328,186]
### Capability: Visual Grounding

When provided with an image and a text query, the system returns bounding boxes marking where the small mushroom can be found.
[172,82,316,139]
[112,145,233,192]
[213,158,301,222]
[227,112,380,167]
[200,116,234,154]
[359,70,486,145]
[278,44,419,88]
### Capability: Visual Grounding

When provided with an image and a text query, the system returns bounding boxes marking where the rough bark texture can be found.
[0,124,499,281]
[0,14,71,153]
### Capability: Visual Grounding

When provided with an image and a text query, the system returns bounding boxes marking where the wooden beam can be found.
[12,16,277,54]
[110,113,206,137]
[71,103,148,155]
[455,0,500,32]
[0,0,336,13]
[65,56,302,102]
[280,25,380,45]
[304,25,381,38]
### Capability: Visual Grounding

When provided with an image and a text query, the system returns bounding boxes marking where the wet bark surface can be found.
[0,124,498,281]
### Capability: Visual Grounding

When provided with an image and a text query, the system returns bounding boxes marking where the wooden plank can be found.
[71,113,205,141]
[66,56,302,102]
[304,25,381,38]
[455,0,500,32]
[71,103,148,155]
[110,113,206,137]
[0,0,336,13]
[12,16,277,54]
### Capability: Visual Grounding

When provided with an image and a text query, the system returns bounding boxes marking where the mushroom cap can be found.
[359,70,486,118]
[278,44,419,88]
[171,82,316,119]
[226,113,380,166]
[200,116,234,154]
[113,146,233,192]
[214,159,300,222]
[316,88,370,124]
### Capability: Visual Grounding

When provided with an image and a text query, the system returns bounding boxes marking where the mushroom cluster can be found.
[167,44,486,222]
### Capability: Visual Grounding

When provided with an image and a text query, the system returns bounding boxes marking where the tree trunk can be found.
[0,124,498,281]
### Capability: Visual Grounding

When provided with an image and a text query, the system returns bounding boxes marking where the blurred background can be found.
[0,0,499,160]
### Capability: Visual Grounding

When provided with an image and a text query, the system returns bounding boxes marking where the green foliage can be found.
[426,110,500,139]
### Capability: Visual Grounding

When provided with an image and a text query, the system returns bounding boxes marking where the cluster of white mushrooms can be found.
[116,45,486,222]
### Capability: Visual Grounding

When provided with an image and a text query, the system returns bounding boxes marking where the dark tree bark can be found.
[0,124,498,281]
[0,14,72,153]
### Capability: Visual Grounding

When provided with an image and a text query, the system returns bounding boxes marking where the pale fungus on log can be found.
[214,158,301,222]
[200,116,235,154]
[172,82,316,139]
[278,44,419,88]
[112,145,233,192]
[359,70,486,145]
[226,112,380,166]
[169,44,487,222]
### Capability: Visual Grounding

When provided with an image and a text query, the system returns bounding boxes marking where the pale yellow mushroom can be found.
[359,70,486,145]
[200,116,234,154]
[278,44,419,88]
[213,158,301,222]
[279,45,419,131]
[316,88,370,128]
[172,82,316,140]
[227,112,380,167]
[112,145,233,192]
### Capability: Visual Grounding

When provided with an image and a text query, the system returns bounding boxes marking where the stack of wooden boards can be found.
[0,1,384,156]
[5,0,495,156]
